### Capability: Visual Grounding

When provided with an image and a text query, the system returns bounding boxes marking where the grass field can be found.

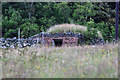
[1,43,118,78]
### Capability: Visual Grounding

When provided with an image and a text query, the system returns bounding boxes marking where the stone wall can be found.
[43,37,79,47]
[0,32,105,48]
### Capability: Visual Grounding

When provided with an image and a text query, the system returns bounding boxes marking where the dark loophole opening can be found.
[53,39,63,47]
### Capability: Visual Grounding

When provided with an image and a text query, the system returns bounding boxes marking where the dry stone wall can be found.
[0,32,105,48]
[44,37,78,46]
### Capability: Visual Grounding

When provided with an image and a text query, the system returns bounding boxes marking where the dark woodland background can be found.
[2,2,120,42]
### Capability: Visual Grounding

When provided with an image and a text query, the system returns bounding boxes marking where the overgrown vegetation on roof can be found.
[47,24,87,34]
[47,23,103,38]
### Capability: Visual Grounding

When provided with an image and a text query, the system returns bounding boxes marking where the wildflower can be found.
[61,50,63,52]
[55,59,58,61]
[110,51,112,54]
[36,66,40,69]
[3,59,7,62]
[63,68,66,72]
[62,60,64,63]
[102,49,104,52]
[86,63,88,65]
[82,74,85,77]
[52,61,54,63]
[92,46,95,47]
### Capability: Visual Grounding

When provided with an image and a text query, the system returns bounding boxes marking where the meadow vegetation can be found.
[1,43,118,78]
[1,2,119,78]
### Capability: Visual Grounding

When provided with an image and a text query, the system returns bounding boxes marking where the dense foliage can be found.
[2,2,120,41]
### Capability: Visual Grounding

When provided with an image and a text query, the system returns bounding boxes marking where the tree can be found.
[24,2,35,24]
[2,2,119,41]
[20,22,39,38]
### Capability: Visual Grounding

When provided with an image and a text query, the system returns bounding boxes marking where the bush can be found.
[20,22,40,38]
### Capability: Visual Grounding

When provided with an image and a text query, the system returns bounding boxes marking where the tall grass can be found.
[47,23,103,38]
[1,43,118,78]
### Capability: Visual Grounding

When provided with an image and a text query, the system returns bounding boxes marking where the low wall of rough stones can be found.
[0,37,38,48]
[44,37,78,46]
[0,33,105,48]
